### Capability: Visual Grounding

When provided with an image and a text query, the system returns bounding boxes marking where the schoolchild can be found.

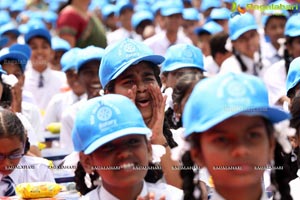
[0,44,44,152]
[99,38,181,188]
[23,19,67,112]
[0,108,55,197]
[220,13,271,78]
[60,46,104,150]
[43,47,86,130]
[264,14,300,107]
[182,72,292,200]
[72,94,183,200]
[49,36,71,71]
[161,44,205,129]
[286,57,300,106]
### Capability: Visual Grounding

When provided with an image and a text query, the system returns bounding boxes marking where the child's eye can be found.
[101,144,115,152]
[212,136,229,145]
[247,132,263,140]
[124,80,135,86]
[127,138,141,146]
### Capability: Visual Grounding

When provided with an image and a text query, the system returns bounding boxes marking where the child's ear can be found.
[79,152,93,174]
[190,147,205,168]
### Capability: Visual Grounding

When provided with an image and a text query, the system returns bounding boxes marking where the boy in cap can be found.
[60,46,104,150]
[23,20,67,113]
[72,94,183,199]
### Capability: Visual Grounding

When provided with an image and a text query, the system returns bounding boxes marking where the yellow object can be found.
[16,182,62,199]
[38,142,46,150]
[46,122,62,134]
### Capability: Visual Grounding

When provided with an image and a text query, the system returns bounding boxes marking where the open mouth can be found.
[136,99,151,108]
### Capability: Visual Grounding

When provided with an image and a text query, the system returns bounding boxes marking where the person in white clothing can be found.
[144,1,192,56]
[106,0,141,45]
[263,14,300,107]
[181,72,292,200]
[220,13,271,79]
[72,94,183,199]
[43,47,86,130]
[23,19,67,113]
[59,46,104,150]
[0,109,55,197]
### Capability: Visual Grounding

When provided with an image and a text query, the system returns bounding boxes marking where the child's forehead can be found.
[101,134,145,146]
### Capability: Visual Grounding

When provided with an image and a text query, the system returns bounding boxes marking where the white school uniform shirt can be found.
[263,60,286,106]
[23,67,67,112]
[261,41,282,65]
[144,30,192,56]
[60,99,87,150]
[220,53,271,79]
[16,112,39,146]
[81,181,183,200]
[21,102,44,142]
[289,169,300,200]
[107,27,142,45]
[43,91,87,129]
[0,156,55,196]
[209,188,270,200]
[204,55,220,76]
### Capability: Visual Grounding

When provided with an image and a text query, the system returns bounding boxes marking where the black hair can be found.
[181,118,293,200]
[284,36,300,75]
[58,0,72,13]
[165,73,203,129]
[0,108,30,154]
[0,73,12,109]
[210,31,229,59]
[74,161,100,195]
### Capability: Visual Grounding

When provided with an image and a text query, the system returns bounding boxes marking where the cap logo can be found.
[217,76,256,111]
[182,46,194,63]
[118,40,140,61]
[97,106,112,121]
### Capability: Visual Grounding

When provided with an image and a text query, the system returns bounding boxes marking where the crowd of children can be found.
[0,0,299,199]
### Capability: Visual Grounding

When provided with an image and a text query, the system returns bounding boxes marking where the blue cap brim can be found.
[230,25,257,40]
[25,28,51,45]
[0,52,28,72]
[84,127,151,154]
[109,55,164,85]
[163,63,205,72]
[186,106,290,135]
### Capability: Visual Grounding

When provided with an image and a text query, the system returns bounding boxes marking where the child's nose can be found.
[230,142,250,158]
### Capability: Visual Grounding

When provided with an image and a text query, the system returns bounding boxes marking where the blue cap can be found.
[183,8,200,21]
[194,21,223,35]
[261,1,289,26]
[200,0,221,12]
[0,10,11,26]
[99,38,164,88]
[162,44,205,72]
[0,22,20,37]
[61,47,81,72]
[229,12,258,41]
[72,94,152,154]
[0,44,31,72]
[151,1,165,15]
[24,19,52,45]
[10,0,25,12]
[115,0,134,16]
[131,10,154,30]
[77,46,104,71]
[51,36,71,52]
[235,0,253,8]
[0,36,8,48]
[43,10,58,25]
[210,7,231,20]
[286,57,300,96]
[102,4,116,20]
[160,0,183,17]
[183,72,290,137]
[284,14,300,37]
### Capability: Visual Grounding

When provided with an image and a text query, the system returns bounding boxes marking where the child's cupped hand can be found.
[147,84,167,145]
